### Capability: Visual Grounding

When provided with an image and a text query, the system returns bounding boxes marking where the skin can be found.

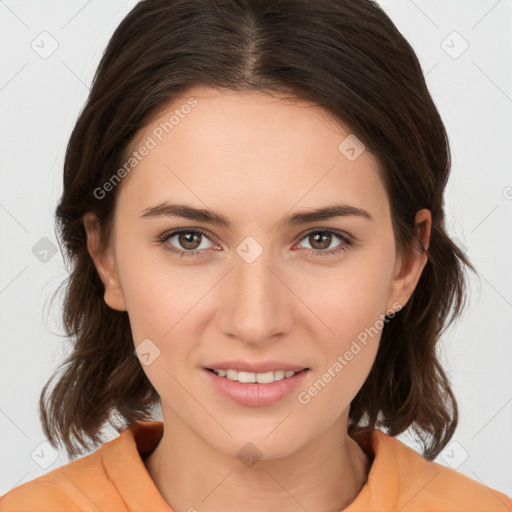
[84,85,431,512]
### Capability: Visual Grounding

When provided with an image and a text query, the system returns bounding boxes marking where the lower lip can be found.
[202,368,309,407]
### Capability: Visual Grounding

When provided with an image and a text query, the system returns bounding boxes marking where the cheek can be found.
[296,248,395,396]
[115,240,210,343]
[306,250,395,343]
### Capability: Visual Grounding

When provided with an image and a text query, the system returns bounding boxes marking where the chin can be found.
[202,425,312,463]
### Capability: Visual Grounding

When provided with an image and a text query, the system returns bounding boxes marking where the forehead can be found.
[118,86,389,225]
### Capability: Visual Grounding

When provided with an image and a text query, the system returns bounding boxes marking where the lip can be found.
[202,367,309,407]
[204,360,308,373]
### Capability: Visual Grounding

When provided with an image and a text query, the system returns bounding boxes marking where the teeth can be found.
[212,368,298,383]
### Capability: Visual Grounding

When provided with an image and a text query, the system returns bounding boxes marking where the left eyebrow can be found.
[281,203,373,226]
[139,201,373,228]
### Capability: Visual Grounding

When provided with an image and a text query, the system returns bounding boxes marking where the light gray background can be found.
[1,0,511,499]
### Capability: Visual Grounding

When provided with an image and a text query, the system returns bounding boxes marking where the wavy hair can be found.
[40,0,476,460]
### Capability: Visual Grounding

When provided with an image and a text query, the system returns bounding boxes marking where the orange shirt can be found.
[1,420,511,511]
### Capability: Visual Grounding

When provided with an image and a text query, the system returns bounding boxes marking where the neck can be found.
[144,411,371,512]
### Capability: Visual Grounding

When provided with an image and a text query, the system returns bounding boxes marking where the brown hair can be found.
[40,0,476,460]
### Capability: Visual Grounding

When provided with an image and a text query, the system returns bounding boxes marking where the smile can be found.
[208,368,299,383]
[203,368,309,407]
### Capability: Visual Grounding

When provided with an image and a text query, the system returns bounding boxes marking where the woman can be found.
[1,0,510,510]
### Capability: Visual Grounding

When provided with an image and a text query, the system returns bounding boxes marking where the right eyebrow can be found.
[140,202,231,227]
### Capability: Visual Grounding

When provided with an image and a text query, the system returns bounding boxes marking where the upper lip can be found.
[205,360,308,373]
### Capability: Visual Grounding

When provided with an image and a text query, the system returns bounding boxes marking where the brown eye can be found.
[296,229,352,258]
[178,231,203,250]
[308,232,333,250]
[158,228,214,257]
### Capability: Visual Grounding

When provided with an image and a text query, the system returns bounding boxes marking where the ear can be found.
[83,212,127,311]
[386,209,431,312]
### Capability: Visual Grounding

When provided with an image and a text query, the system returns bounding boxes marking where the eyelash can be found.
[157,228,353,259]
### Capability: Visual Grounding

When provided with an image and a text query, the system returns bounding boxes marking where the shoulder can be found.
[0,421,166,512]
[401,449,512,510]
[1,476,78,511]
[366,430,512,511]
[0,434,129,511]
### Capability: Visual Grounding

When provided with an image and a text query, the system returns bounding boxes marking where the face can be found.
[85,86,429,460]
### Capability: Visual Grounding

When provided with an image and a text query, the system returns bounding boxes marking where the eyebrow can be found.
[139,201,373,228]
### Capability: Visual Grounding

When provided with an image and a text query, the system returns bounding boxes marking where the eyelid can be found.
[293,227,353,254]
[158,226,354,257]
[296,227,353,243]
[158,227,218,249]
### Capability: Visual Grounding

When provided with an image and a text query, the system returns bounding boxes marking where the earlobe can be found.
[386,209,431,311]
[83,212,127,312]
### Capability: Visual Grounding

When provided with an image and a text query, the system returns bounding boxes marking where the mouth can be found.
[202,366,310,407]
[205,367,309,384]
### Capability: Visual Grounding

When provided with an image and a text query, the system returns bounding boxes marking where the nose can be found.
[217,248,295,345]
